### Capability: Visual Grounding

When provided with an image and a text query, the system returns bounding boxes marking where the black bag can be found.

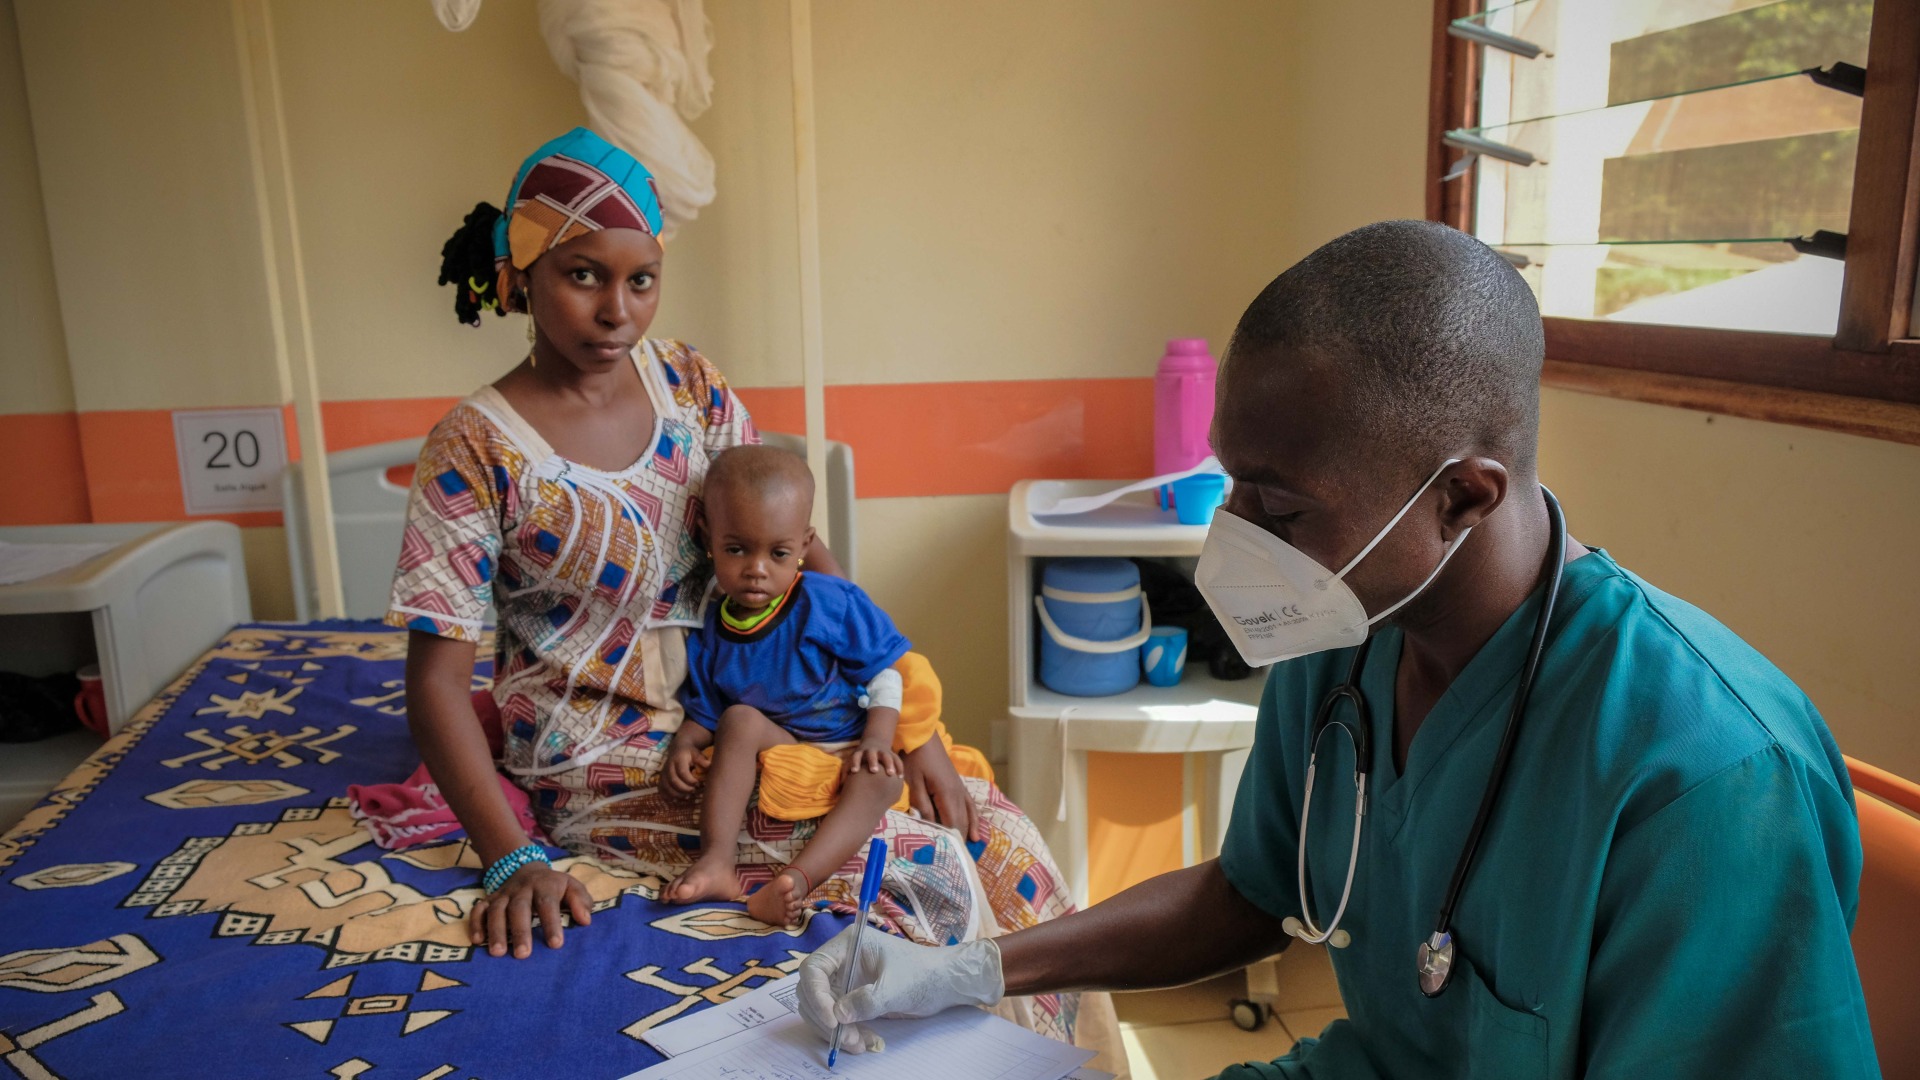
[0,671,83,743]
[1134,559,1253,681]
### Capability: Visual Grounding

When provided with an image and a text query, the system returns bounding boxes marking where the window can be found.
[1428,0,1920,429]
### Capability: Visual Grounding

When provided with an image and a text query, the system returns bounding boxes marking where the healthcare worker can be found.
[798,221,1880,1078]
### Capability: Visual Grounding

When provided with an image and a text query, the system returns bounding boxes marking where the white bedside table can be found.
[1004,480,1262,908]
[0,521,251,829]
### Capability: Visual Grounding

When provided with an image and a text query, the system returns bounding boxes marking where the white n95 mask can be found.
[1196,459,1473,668]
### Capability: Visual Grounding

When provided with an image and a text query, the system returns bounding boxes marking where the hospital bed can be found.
[0,433,1122,1078]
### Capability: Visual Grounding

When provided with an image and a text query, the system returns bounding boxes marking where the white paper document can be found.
[1025,457,1224,517]
[0,541,116,586]
[619,1005,1095,1080]
[642,975,802,1057]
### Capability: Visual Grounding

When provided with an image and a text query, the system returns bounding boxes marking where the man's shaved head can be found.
[706,444,815,512]
[1222,220,1543,478]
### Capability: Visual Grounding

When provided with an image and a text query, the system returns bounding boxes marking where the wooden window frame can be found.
[1428,0,1920,443]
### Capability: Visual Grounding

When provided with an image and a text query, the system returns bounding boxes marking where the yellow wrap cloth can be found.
[702,652,994,822]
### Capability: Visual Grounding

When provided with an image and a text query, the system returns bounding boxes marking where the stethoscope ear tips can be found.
[1280,916,1353,950]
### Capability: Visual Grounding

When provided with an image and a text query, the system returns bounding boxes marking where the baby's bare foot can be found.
[745,867,810,927]
[666,854,743,905]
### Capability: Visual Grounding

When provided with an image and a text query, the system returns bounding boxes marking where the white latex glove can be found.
[797,925,1005,1055]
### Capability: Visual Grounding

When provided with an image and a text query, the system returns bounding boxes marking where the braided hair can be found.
[437,202,507,327]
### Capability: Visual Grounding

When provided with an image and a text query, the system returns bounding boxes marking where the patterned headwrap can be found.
[492,127,665,311]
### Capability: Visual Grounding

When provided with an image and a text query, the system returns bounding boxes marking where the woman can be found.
[390,133,1083,1040]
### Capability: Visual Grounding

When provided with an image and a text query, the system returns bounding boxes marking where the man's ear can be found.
[1439,457,1509,539]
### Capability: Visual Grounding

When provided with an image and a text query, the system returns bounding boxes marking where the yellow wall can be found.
[7,0,1912,784]
[0,0,70,415]
[14,0,285,412]
[1540,393,1920,777]
[270,0,804,399]
[809,1,1294,385]
[268,0,590,401]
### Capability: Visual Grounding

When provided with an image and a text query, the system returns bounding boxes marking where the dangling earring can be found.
[519,289,536,353]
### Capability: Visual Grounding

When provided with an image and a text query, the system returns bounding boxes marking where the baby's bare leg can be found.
[667,705,794,904]
[748,766,902,927]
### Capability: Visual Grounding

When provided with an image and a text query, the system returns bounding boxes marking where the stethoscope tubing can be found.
[1293,750,1367,945]
[1291,486,1569,992]
[1431,487,1567,938]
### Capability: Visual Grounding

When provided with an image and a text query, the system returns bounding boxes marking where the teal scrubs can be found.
[1216,550,1879,1079]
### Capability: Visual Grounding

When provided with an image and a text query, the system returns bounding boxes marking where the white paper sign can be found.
[173,407,288,514]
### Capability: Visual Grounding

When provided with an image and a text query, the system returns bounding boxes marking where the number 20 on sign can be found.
[171,407,288,515]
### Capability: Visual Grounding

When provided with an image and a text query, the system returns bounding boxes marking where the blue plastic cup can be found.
[1169,473,1229,525]
[1143,626,1188,687]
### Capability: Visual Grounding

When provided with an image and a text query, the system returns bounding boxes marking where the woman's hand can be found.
[470,864,593,959]
[903,738,984,842]
[849,740,902,777]
[663,738,706,800]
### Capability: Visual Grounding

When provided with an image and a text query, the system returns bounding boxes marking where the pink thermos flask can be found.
[1154,338,1217,477]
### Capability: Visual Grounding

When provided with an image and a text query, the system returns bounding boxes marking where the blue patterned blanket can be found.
[0,622,845,1079]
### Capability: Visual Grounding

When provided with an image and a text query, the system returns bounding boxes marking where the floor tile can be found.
[1246,944,1344,1013]
[1114,973,1252,1029]
[1121,1018,1300,1080]
[1275,1006,1348,1044]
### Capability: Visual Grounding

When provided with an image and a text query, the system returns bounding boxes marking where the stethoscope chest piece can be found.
[1416,931,1456,997]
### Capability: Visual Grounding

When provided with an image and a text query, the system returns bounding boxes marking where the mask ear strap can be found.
[1333,458,1462,580]
[1364,524,1474,627]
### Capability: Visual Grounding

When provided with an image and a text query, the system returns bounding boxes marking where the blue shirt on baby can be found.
[680,573,911,743]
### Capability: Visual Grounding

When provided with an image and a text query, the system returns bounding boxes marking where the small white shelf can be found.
[1010,479,1212,557]
[1013,674,1260,754]
[1004,478,1257,908]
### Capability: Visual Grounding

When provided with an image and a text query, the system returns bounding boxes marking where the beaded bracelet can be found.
[482,843,550,894]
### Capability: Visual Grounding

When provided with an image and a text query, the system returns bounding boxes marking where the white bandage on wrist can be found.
[862,667,904,711]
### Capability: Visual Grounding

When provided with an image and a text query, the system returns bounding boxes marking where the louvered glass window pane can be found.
[1459,0,1870,112]
[1496,241,1842,334]
[1464,0,1872,335]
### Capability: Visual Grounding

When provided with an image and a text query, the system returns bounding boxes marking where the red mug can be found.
[74,664,108,738]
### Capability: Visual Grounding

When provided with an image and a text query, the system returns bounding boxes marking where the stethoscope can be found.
[1279,487,1567,998]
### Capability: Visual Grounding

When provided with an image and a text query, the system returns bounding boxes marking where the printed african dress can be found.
[386,340,1085,971]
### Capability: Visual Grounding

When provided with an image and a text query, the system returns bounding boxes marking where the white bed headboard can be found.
[284,433,857,621]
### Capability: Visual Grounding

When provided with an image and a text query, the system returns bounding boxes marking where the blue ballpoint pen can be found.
[828,836,887,1069]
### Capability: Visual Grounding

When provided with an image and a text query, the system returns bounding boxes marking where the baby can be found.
[663,445,907,927]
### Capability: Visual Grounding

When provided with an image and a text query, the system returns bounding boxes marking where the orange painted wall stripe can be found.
[73,409,285,528]
[307,381,1135,499]
[320,397,460,452]
[309,389,810,451]
[827,378,1154,498]
[736,386,806,440]
[0,377,1154,526]
[0,412,92,526]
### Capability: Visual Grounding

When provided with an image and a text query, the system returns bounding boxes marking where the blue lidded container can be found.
[1035,558,1151,697]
